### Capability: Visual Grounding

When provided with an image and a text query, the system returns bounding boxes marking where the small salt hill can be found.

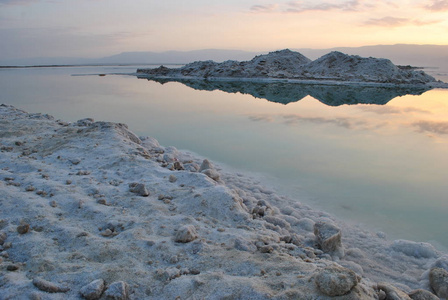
[303,51,436,84]
[137,49,447,87]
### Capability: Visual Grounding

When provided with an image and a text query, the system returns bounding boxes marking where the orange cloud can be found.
[364,16,410,27]
[363,16,441,27]
[287,0,361,12]
[425,0,448,11]
[250,4,278,13]
[414,120,448,135]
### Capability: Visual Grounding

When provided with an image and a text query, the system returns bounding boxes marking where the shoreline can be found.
[133,73,448,89]
[1,104,447,299]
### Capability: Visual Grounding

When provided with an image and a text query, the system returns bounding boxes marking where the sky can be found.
[1,0,448,60]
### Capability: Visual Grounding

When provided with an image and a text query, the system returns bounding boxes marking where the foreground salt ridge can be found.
[136,49,448,89]
[1,104,448,299]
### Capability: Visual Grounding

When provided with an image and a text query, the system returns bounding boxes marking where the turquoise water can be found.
[1,65,448,249]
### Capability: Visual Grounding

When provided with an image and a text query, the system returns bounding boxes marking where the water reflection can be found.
[138,77,430,106]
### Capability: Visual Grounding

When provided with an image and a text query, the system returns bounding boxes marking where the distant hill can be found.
[96,49,258,64]
[296,44,448,69]
[0,49,258,66]
[1,45,447,70]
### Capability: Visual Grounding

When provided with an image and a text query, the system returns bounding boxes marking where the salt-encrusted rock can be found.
[314,221,343,256]
[77,170,91,176]
[235,237,257,252]
[28,292,43,300]
[339,261,364,277]
[155,267,181,281]
[32,278,70,293]
[169,174,177,183]
[264,216,291,229]
[101,229,113,237]
[199,159,213,172]
[296,218,315,232]
[163,153,176,163]
[429,268,448,298]
[377,283,412,300]
[128,183,149,197]
[79,279,105,300]
[408,289,439,300]
[140,136,160,149]
[104,281,129,300]
[76,118,94,126]
[0,231,6,245]
[391,240,438,259]
[25,185,36,192]
[315,265,358,297]
[202,169,220,181]
[70,158,81,165]
[174,225,198,243]
[377,231,387,239]
[260,245,274,253]
[184,162,199,172]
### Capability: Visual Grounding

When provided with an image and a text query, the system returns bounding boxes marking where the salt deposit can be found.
[136,49,448,88]
[1,104,447,299]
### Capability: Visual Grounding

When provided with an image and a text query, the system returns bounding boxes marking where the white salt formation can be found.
[1,104,448,299]
[137,49,448,88]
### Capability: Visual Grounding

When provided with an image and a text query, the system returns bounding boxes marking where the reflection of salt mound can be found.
[137,49,444,86]
[306,84,428,106]
[139,77,429,106]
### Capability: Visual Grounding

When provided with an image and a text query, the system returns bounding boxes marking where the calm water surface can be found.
[1,66,448,249]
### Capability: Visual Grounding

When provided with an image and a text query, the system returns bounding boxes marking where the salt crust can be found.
[137,49,448,89]
[0,104,447,299]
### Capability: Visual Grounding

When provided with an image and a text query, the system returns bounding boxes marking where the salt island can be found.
[1,104,448,299]
[136,49,448,89]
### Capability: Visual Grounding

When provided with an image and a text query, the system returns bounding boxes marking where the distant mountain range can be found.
[296,44,448,69]
[1,44,447,70]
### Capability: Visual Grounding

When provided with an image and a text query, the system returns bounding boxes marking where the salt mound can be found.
[303,51,437,84]
[137,49,446,87]
[0,104,445,299]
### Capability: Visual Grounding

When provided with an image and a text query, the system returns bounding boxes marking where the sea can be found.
[1,65,448,250]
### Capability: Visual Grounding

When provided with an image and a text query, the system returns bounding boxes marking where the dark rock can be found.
[7,264,19,271]
[173,161,184,170]
[17,224,30,234]
[429,268,448,298]
[0,231,6,245]
[314,221,343,256]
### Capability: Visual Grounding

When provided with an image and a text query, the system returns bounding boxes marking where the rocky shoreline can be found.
[1,104,448,299]
[136,49,448,89]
